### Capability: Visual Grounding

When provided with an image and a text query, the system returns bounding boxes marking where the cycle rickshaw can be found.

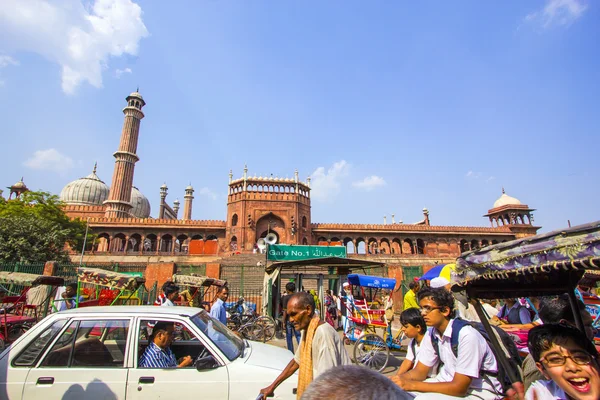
[342,273,402,372]
[452,220,600,394]
[75,267,146,307]
[0,271,64,349]
[171,273,227,309]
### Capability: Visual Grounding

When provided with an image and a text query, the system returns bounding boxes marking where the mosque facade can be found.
[3,91,541,267]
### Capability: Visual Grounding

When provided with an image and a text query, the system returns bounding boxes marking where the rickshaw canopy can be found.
[454,220,600,299]
[347,274,396,289]
[77,267,145,291]
[0,271,64,287]
[172,274,227,288]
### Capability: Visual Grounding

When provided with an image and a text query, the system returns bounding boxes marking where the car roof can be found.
[58,305,203,317]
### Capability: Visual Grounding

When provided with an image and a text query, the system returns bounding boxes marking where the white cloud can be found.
[23,148,75,175]
[466,171,496,183]
[0,0,149,94]
[0,55,19,68]
[198,187,217,201]
[526,0,587,28]
[115,67,132,78]
[352,175,386,191]
[486,176,496,183]
[309,160,350,202]
[466,171,482,179]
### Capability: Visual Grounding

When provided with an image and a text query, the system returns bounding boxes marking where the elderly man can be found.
[139,321,193,368]
[210,286,229,325]
[259,292,351,399]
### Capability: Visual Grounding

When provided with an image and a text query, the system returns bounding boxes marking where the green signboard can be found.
[267,244,347,261]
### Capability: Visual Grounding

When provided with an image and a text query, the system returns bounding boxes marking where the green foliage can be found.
[0,191,88,263]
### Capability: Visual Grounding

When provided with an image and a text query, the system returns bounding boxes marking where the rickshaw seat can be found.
[78,299,100,308]
[348,316,387,327]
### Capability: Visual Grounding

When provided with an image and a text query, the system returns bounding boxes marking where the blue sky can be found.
[0,0,598,232]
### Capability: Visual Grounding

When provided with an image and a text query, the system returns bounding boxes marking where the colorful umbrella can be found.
[419,263,456,281]
[419,265,445,281]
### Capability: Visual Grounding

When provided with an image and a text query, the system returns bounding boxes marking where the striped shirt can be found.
[139,342,177,368]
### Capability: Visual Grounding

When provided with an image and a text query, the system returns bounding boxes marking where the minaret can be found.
[158,183,168,219]
[104,90,145,218]
[173,199,180,218]
[183,184,194,220]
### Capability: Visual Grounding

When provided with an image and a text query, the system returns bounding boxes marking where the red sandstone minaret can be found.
[104,90,145,218]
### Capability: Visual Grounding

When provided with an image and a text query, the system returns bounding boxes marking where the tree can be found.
[0,191,88,264]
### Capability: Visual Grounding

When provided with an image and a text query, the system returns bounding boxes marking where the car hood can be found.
[244,341,294,371]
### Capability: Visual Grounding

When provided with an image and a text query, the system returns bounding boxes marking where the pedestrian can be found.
[324,290,337,327]
[160,284,180,307]
[339,281,355,335]
[301,365,406,400]
[525,323,600,400]
[495,298,531,325]
[154,281,174,306]
[259,292,352,399]
[55,282,84,311]
[391,287,503,399]
[281,282,301,352]
[404,281,420,310]
[209,286,229,325]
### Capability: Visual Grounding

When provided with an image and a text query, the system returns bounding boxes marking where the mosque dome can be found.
[493,189,522,209]
[128,91,144,101]
[60,166,109,206]
[11,178,27,189]
[130,186,151,218]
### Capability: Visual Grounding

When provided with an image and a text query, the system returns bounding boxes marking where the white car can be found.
[0,306,297,399]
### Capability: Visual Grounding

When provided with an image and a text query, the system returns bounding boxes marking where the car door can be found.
[22,318,131,400]
[126,317,229,399]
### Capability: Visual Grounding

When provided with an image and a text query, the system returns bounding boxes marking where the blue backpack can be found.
[430,318,522,395]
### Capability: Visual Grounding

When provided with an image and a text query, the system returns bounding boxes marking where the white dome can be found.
[130,186,151,218]
[60,168,109,206]
[493,191,522,209]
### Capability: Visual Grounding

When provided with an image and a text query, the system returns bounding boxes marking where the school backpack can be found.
[430,318,523,396]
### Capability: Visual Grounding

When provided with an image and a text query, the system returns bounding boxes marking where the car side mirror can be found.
[196,355,219,371]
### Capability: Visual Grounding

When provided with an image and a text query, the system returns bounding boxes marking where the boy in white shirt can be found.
[525,323,600,400]
[391,287,503,399]
[397,307,432,376]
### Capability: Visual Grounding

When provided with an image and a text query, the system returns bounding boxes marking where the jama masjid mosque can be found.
[3,91,540,266]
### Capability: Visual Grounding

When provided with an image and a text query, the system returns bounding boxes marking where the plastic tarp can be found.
[347,274,396,289]
[455,221,600,284]
[0,271,64,287]
[172,274,226,287]
[77,267,145,291]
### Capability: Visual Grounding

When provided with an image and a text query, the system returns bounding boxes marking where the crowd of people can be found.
[265,276,600,400]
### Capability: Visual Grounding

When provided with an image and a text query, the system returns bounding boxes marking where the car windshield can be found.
[191,310,243,361]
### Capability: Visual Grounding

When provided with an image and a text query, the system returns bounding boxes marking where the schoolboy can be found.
[526,323,600,400]
[391,287,502,399]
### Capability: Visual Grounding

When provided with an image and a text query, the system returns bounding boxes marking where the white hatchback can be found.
[0,306,297,399]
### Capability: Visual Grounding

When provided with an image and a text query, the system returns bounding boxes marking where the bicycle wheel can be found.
[353,333,390,372]
[239,322,264,341]
[255,316,276,342]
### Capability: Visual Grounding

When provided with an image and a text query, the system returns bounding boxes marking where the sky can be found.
[0,0,598,232]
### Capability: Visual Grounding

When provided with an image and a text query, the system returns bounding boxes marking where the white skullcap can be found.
[430,277,450,289]
[342,282,350,287]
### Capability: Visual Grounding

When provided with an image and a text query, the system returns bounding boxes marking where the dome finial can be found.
[93,162,97,174]
[502,187,505,194]
[136,86,139,93]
